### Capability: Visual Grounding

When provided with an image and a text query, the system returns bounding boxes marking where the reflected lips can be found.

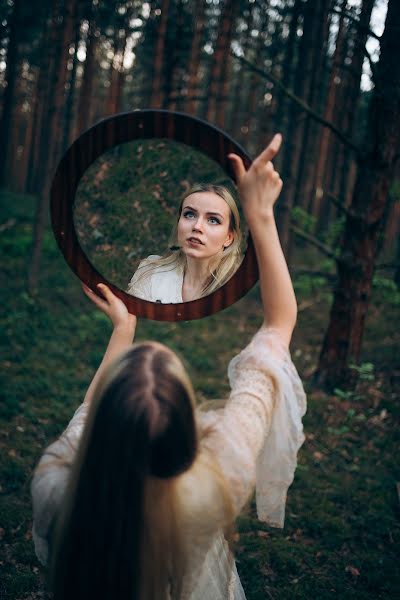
[187,237,204,245]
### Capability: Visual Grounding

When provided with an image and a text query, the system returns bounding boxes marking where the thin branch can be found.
[231,52,360,155]
[290,224,338,261]
[375,262,399,270]
[364,45,379,87]
[293,267,336,282]
[325,192,353,217]
[329,6,381,42]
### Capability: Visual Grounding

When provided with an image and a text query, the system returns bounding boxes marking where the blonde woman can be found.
[31,135,307,600]
[126,184,244,302]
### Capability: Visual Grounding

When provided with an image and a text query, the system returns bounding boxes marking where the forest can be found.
[0,0,399,598]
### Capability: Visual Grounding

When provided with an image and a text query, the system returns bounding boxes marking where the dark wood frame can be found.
[50,109,258,321]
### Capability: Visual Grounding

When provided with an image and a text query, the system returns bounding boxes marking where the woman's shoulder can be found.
[137,254,162,267]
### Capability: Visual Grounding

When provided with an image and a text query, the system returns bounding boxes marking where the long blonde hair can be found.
[130,184,245,298]
[50,342,233,600]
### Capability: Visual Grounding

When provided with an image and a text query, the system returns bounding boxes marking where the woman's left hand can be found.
[82,283,137,331]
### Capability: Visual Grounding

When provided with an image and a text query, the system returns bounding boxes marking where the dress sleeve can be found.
[126,256,159,300]
[30,401,90,565]
[201,327,306,528]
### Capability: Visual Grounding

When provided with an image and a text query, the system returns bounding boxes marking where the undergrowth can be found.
[0,190,399,599]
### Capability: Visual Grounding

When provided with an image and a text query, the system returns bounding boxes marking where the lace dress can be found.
[127,255,184,303]
[31,327,306,599]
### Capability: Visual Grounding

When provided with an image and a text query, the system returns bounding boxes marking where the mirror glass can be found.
[74,139,246,300]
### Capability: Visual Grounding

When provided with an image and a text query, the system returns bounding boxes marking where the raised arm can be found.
[82,283,137,405]
[229,134,297,346]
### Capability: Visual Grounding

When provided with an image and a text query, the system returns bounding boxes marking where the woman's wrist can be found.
[113,318,137,337]
[245,209,275,231]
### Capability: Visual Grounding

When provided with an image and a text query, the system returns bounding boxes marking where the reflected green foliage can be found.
[74,139,235,289]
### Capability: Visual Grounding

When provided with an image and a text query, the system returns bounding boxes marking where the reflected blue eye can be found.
[183,210,195,219]
[208,216,221,225]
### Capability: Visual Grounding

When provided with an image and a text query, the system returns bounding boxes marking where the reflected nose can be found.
[192,217,203,232]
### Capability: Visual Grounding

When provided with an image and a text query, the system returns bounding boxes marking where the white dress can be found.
[31,327,306,599]
[127,255,184,303]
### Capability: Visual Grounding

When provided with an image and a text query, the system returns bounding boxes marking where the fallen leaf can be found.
[345,565,360,577]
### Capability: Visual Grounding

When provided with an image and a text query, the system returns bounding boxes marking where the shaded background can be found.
[0,0,399,598]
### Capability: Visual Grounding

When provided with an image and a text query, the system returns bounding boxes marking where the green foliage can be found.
[372,275,400,306]
[323,215,345,247]
[0,190,399,600]
[350,362,375,382]
[291,206,316,233]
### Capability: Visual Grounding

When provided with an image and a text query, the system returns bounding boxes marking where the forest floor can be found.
[0,190,399,599]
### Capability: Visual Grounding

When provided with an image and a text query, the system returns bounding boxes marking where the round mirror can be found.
[51,110,258,321]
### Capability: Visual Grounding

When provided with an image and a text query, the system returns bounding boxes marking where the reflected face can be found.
[177,192,234,261]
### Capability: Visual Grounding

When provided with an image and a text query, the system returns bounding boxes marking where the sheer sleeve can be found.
[31,401,89,565]
[201,327,306,528]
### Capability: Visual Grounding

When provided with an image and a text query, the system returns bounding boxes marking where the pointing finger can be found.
[255,133,282,165]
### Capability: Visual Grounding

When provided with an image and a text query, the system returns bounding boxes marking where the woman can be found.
[31,134,307,600]
[126,183,244,302]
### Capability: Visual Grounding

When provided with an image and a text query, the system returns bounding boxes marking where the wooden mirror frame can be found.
[51,109,258,321]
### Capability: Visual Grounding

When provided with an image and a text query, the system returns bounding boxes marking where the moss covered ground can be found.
[0,190,399,599]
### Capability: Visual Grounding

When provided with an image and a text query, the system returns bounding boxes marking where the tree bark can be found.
[340,0,375,206]
[29,0,76,294]
[75,13,98,137]
[227,2,255,133]
[296,0,331,216]
[185,0,206,115]
[312,0,347,228]
[206,0,240,126]
[150,0,170,108]
[62,3,81,149]
[0,0,22,188]
[316,0,400,389]
[278,0,322,254]
[106,30,127,115]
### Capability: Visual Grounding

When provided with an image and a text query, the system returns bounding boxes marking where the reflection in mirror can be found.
[74,139,247,301]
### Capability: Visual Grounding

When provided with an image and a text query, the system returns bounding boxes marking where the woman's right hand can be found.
[82,283,137,332]
[228,134,283,225]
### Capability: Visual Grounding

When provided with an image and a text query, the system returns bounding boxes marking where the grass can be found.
[0,189,399,599]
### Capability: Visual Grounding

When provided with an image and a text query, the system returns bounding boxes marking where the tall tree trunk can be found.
[29,0,76,294]
[206,0,239,126]
[312,0,347,227]
[278,0,319,253]
[106,31,127,115]
[63,5,81,149]
[227,3,255,132]
[340,0,375,206]
[150,0,170,108]
[274,0,302,136]
[316,0,400,388]
[0,0,22,187]
[75,14,98,137]
[185,0,207,115]
[296,0,331,215]
[19,96,35,192]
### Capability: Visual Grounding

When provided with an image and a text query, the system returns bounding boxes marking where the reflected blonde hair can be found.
[130,184,245,297]
[50,342,233,600]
